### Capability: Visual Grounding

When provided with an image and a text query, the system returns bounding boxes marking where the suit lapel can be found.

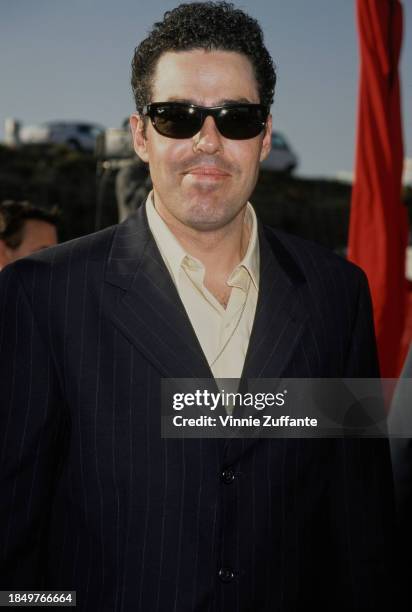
[223,225,310,463]
[241,224,309,382]
[105,205,212,381]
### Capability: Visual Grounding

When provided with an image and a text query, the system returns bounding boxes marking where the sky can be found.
[1,0,411,178]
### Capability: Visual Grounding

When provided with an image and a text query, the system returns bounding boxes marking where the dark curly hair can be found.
[131,1,276,111]
[0,200,59,249]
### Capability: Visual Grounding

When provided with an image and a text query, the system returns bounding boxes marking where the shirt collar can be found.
[146,191,259,290]
[234,202,259,291]
[146,192,187,287]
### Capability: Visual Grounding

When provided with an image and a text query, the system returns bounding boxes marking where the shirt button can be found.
[221,467,235,484]
[218,567,235,583]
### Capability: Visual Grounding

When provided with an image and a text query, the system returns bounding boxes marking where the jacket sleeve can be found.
[389,344,412,602]
[0,263,67,588]
[328,268,397,611]
[343,267,380,378]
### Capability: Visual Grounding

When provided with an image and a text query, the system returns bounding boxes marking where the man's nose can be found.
[192,115,223,154]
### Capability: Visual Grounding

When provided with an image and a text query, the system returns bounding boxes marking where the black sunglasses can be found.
[139,102,269,140]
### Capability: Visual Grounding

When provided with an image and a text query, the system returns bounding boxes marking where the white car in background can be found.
[99,121,134,159]
[19,121,104,152]
[261,132,298,173]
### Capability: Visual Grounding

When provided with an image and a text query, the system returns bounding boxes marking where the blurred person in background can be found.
[115,158,152,221]
[0,200,59,270]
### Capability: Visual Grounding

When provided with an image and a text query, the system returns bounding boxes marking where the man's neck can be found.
[152,194,251,283]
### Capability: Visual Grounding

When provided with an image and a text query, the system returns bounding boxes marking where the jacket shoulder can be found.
[5,224,117,280]
[263,225,368,286]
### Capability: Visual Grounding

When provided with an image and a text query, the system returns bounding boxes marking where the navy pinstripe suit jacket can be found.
[0,205,395,611]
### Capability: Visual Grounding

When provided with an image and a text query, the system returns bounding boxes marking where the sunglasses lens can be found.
[217,106,266,139]
[147,104,267,140]
[151,105,201,138]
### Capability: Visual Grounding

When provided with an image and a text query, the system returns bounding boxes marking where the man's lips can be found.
[184,166,230,177]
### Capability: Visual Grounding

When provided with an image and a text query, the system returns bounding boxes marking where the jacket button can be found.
[221,467,235,484]
[218,567,235,583]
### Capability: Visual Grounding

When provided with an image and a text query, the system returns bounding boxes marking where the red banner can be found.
[348,0,408,377]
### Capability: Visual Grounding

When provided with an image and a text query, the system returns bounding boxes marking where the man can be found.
[0,3,396,610]
[0,200,58,270]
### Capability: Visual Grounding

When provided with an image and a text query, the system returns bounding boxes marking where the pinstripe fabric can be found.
[0,205,395,611]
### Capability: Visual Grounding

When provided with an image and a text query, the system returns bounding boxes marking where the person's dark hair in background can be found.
[131,1,276,111]
[0,200,59,270]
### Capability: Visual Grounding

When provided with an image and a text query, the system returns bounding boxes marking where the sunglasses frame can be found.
[139,102,269,140]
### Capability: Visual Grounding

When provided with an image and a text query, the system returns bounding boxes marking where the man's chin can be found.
[180,206,244,233]
[183,219,226,232]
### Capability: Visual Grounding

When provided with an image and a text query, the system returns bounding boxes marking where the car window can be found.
[77,125,103,136]
[272,133,288,149]
[78,125,92,134]
[90,126,103,137]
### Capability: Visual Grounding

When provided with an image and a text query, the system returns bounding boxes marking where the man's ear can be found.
[0,239,11,271]
[130,114,149,163]
[260,114,272,162]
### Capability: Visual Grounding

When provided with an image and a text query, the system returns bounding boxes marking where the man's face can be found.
[0,219,58,269]
[130,49,272,232]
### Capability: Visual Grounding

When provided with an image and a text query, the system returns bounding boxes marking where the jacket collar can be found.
[105,204,212,381]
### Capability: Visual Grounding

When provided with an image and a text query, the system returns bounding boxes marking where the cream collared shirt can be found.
[146,193,259,379]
